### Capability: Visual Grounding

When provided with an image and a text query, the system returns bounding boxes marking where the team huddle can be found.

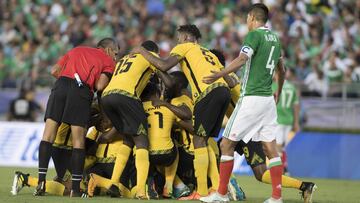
[11,3,316,203]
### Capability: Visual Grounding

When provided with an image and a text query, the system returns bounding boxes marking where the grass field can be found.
[0,167,359,203]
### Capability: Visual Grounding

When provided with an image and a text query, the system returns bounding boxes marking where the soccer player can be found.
[273,68,300,173]
[212,48,316,203]
[141,82,179,198]
[200,3,286,203]
[132,24,231,199]
[101,40,160,199]
[36,37,117,197]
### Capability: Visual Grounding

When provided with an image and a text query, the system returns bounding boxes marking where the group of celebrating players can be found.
[11,3,316,203]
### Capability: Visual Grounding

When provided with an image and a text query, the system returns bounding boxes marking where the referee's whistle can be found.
[74,73,83,87]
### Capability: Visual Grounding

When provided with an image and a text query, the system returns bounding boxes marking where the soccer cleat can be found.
[173,185,191,199]
[146,176,159,199]
[264,197,283,203]
[228,177,246,200]
[162,186,172,198]
[199,191,229,202]
[33,181,46,196]
[178,191,201,200]
[70,190,88,198]
[107,184,121,198]
[300,182,317,203]
[87,173,99,197]
[11,171,30,195]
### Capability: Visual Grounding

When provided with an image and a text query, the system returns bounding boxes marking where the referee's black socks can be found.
[38,140,53,183]
[52,147,72,180]
[71,148,85,193]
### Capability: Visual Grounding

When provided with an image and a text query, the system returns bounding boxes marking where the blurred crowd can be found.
[0,0,360,96]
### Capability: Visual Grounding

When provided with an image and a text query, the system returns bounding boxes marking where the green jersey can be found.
[272,80,299,125]
[241,27,281,97]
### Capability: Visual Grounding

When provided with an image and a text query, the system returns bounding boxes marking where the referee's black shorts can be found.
[194,86,231,137]
[44,77,92,127]
[101,93,148,136]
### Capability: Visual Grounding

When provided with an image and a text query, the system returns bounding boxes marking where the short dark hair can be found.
[170,71,188,89]
[97,38,116,49]
[177,24,202,40]
[141,82,160,100]
[141,40,159,53]
[210,49,225,66]
[248,3,269,23]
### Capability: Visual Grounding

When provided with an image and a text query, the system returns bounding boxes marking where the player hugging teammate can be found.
[11,3,317,203]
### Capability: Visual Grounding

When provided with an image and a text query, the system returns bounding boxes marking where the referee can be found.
[35,38,118,197]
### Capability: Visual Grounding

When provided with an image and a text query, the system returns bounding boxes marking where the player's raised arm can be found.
[152,99,192,120]
[132,46,179,72]
[273,57,285,104]
[155,70,175,88]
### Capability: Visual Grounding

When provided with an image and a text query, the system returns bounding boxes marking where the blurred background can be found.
[0,0,359,180]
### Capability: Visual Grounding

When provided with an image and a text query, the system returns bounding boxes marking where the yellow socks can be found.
[164,152,179,193]
[84,156,97,171]
[194,147,209,196]
[261,170,302,189]
[207,145,219,190]
[46,180,66,196]
[135,148,149,196]
[111,144,132,183]
[28,176,38,187]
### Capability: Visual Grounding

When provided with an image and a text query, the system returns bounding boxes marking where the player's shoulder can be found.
[171,94,192,105]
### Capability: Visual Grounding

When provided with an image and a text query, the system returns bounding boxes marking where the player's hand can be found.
[152,99,166,107]
[273,91,280,104]
[130,46,143,55]
[202,70,223,84]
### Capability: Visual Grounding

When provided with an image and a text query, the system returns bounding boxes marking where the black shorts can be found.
[149,146,177,167]
[86,163,114,179]
[101,93,148,136]
[194,87,230,137]
[235,140,266,168]
[45,77,92,127]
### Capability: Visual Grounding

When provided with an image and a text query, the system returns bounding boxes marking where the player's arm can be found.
[152,99,192,120]
[274,57,285,104]
[96,127,123,144]
[203,53,248,84]
[155,70,175,88]
[132,46,179,71]
[51,64,62,78]
[223,74,239,88]
[176,120,195,135]
[95,73,112,91]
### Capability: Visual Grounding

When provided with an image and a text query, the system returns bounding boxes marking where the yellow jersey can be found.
[102,53,157,99]
[226,83,241,118]
[53,123,72,149]
[171,94,195,154]
[86,127,124,163]
[170,43,228,103]
[143,101,176,154]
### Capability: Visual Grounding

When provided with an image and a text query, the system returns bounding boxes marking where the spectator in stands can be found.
[7,89,43,122]
[0,0,359,97]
